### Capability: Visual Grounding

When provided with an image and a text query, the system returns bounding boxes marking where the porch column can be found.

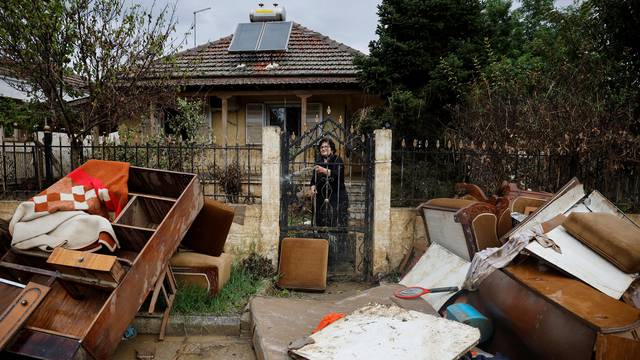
[220,95,231,145]
[297,94,311,135]
[373,129,392,275]
[260,126,281,264]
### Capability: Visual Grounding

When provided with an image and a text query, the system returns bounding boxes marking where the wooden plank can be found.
[129,192,177,202]
[47,248,126,285]
[0,282,50,350]
[47,248,116,273]
[26,282,108,338]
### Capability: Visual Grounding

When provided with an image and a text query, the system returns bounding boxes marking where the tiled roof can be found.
[160,22,363,87]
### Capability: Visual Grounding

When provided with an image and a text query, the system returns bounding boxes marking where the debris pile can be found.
[250,178,640,360]
[0,160,236,359]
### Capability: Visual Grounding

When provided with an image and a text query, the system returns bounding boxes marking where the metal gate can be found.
[280,115,374,279]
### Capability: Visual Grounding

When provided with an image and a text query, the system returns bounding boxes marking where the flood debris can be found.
[402,178,640,359]
[289,304,480,360]
[0,160,204,359]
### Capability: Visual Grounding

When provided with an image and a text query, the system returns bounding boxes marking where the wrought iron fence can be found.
[391,138,640,212]
[0,139,262,203]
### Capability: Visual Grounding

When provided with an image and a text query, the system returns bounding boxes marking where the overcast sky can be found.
[137,0,577,54]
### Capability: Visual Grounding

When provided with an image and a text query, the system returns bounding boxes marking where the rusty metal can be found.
[0,166,203,359]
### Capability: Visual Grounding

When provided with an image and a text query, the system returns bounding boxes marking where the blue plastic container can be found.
[446,303,493,343]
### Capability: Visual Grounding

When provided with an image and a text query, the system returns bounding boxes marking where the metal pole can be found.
[193,7,211,46]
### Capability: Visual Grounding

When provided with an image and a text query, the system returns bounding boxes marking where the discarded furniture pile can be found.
[0,160,235,359]
[250,178,640,360]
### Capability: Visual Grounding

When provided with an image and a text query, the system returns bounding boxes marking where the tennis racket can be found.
[394,286,459,299]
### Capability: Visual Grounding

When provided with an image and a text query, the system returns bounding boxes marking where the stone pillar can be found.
[373,129,392,275]
[221,95,230,145]
[260,126,281,263]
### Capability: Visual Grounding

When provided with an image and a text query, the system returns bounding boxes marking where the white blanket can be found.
[9,201,118,251]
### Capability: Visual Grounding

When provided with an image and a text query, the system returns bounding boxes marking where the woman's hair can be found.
[318,138,337,153]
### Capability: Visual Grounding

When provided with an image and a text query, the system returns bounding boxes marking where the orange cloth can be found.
[31,159,129,251]
[35,159,129,218]
[312,312,346,334]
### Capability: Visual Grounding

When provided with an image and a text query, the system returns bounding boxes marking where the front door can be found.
[268,105,301,136]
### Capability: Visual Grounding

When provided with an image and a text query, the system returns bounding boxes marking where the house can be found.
[154,7,380,145]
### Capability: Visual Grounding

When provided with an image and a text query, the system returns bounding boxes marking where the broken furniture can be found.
[504,179,638,299]
[181,198,235,257]
[277,238,329,291]
[145,265,177,341]
[461,259,640,359]
[169,197,235,297]
[417,198,495,261]
[0,165,203,359]
[170,251,233,296]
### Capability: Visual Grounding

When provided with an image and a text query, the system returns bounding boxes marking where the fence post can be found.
[260,126,281,264]
[373,129,392,276]
[43,126,53,185]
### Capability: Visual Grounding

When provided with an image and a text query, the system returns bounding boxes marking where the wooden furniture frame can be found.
[0,166,203,359]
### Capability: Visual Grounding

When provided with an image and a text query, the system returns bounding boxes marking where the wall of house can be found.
[209,93,377,145]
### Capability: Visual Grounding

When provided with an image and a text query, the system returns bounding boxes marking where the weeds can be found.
[173,252,289,315]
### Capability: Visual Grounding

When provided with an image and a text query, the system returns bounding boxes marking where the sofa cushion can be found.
[170,251,233,293]
[182,198,235,257]
[563,212,640,273]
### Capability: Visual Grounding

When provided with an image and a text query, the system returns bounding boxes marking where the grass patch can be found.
[173,265,266,315]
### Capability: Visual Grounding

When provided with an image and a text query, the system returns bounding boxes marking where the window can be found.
[246,103,264,144]
[306,103,323,131]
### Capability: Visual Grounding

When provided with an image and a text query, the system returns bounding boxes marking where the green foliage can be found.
[166,98,206,142]
[0,0,179,142]
[0,98,46,136]
[173,253,285,315]
[354,0,486,138]
[173,265,265,315]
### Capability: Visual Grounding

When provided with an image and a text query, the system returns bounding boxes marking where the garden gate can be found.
[280,115,374,279]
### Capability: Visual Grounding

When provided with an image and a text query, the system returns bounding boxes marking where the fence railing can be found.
[391,139,640,212]
[0,140,262,203]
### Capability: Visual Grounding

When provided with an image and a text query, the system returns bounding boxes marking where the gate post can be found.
[373,129,392,275]
[260,126,281,264]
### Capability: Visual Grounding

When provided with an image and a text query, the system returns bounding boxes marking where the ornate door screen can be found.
[280,115,374,279]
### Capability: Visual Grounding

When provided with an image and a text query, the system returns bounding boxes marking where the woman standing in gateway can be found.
[310,138,349,228]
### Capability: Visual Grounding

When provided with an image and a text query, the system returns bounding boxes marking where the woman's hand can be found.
[311,185,317,195]
[315,165,329,175]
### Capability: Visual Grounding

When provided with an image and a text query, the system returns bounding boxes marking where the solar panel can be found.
[228,21,292,52]
[228,23,264,52]
[257,22,293,51]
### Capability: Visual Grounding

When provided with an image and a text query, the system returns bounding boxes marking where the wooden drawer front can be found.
[47,248,125,284]
[0,282,50,349]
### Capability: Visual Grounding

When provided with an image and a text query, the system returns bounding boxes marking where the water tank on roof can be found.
[250,3,286,22]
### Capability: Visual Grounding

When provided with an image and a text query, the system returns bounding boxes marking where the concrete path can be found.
[113,335,255,360]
